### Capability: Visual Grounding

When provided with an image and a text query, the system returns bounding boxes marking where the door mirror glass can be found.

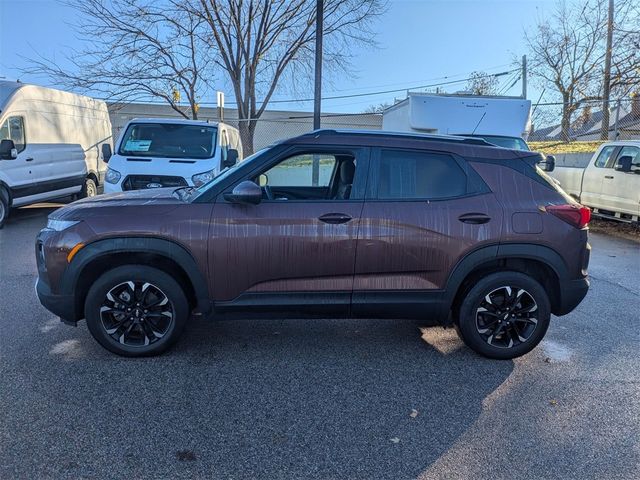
[223,148,239,168]
[615,155,632,173]
[0,139,17,160]
[258,173,268,187]
[223,180,262,205]
[101,143,112,163]
[539,154,555,172]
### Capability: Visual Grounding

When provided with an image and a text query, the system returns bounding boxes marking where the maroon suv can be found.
[35,130,590,359]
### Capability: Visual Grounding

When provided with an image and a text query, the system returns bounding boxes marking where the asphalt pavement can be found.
[0,204,638,480]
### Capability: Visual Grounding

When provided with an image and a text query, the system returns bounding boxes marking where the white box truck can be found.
[382,92,532,150]
[0,81,112,227]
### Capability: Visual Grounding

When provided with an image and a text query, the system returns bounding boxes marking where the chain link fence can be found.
[529,97,640,163]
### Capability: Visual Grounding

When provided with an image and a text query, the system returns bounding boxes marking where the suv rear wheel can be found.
[85,265,189,356]
[456,272,551,359]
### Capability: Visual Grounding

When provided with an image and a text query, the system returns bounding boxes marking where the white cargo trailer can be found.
[382,93,532,150]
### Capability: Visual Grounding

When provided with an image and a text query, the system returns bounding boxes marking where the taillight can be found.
[546,204,591,229]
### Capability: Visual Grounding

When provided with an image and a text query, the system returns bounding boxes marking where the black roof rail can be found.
[296,129,492,146]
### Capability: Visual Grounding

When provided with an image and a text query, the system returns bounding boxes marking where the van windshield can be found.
[118,123,217,159]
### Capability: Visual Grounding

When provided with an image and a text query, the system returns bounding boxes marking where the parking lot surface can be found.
[1,204,639,480]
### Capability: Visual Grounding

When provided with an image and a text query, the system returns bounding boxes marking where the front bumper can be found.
[36,277,79,326]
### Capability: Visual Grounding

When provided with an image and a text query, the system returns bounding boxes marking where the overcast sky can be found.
[0,0,556,113]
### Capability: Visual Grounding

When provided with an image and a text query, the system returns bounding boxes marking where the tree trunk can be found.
[238,121,256,156]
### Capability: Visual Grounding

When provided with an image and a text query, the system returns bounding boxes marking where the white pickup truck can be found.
[550,141,640,222]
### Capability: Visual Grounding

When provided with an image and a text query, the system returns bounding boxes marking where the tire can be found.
[84,265,189,357]
[0,187,9,229]
[80,177,98,199]
[456,271,551,360]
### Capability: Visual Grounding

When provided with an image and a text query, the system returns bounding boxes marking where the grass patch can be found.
[530,141,602,155]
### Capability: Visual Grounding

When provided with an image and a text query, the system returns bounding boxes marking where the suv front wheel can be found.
[456,272,551,360]
[85,265,189,356]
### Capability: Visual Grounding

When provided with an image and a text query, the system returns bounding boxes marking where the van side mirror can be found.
[223,148,239,168]
[101,143,112,163]
[615,155,632,173]
[539,154,555,172]
[0,139,17,160]
[223,180,262,205]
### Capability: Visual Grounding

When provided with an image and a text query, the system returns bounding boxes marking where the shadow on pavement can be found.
[13,315,514,479]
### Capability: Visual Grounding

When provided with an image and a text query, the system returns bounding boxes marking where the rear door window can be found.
[375,149,468,200]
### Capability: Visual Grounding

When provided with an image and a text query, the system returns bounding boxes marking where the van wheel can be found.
[85,265,189,357]
[0,187,9,229]
[456,272,551,360]
[80,178,98,199]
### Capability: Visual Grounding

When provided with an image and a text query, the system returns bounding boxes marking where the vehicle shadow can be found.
[162,317,514,479]
[20,310,514,479]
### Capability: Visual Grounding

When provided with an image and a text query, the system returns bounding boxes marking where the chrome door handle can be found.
[25,157,34,162]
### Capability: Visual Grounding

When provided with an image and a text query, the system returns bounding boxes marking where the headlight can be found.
[192,170,215,187]
[105,168,121,184]
[46,219,81,232]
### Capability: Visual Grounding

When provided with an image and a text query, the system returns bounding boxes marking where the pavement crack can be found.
[589,274,639,297]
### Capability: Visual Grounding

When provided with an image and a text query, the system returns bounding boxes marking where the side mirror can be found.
[615,155,632,173]
[223,148,239,168]
[101,143,112,163]
[0,139,17,160]
[223,180,262,205]
[539,154,555,172]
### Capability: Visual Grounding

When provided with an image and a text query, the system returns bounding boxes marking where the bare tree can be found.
[24,0,214,119]
[464,71,499,95]
[363,102,392,114]
[600,0,640,139]
[526,0,639,141]
[525,0,608,141]
[195,0,385,153]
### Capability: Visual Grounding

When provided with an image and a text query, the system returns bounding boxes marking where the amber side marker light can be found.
[67,243,85,263]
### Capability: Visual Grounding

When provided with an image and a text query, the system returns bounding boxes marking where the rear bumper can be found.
[555,277,590,316]
[36,277,78,326]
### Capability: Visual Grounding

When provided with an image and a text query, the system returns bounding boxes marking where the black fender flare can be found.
[443,242,569,307]
[61,236,210,313]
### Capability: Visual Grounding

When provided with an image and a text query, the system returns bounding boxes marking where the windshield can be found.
[118,123,218,159]
[473,135,530,151]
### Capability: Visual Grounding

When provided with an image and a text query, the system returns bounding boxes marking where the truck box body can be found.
[382,93,532,140]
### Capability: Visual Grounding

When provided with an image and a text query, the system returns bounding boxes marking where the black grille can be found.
[122,175,188,191]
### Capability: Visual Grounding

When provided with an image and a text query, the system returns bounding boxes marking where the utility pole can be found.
[521,55,527,99]
[600,0,614,140]
[313,0,323,130]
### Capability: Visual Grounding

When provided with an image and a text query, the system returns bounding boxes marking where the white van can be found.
[104,118,243,193]
[0,81,112,228]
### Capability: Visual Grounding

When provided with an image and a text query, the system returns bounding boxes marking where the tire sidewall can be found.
[0,187,9,229]
[85,265,189,356]
[457,272,551,360]
[82,178,97,199]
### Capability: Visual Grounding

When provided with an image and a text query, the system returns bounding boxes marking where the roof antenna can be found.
[471,112,487,135]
